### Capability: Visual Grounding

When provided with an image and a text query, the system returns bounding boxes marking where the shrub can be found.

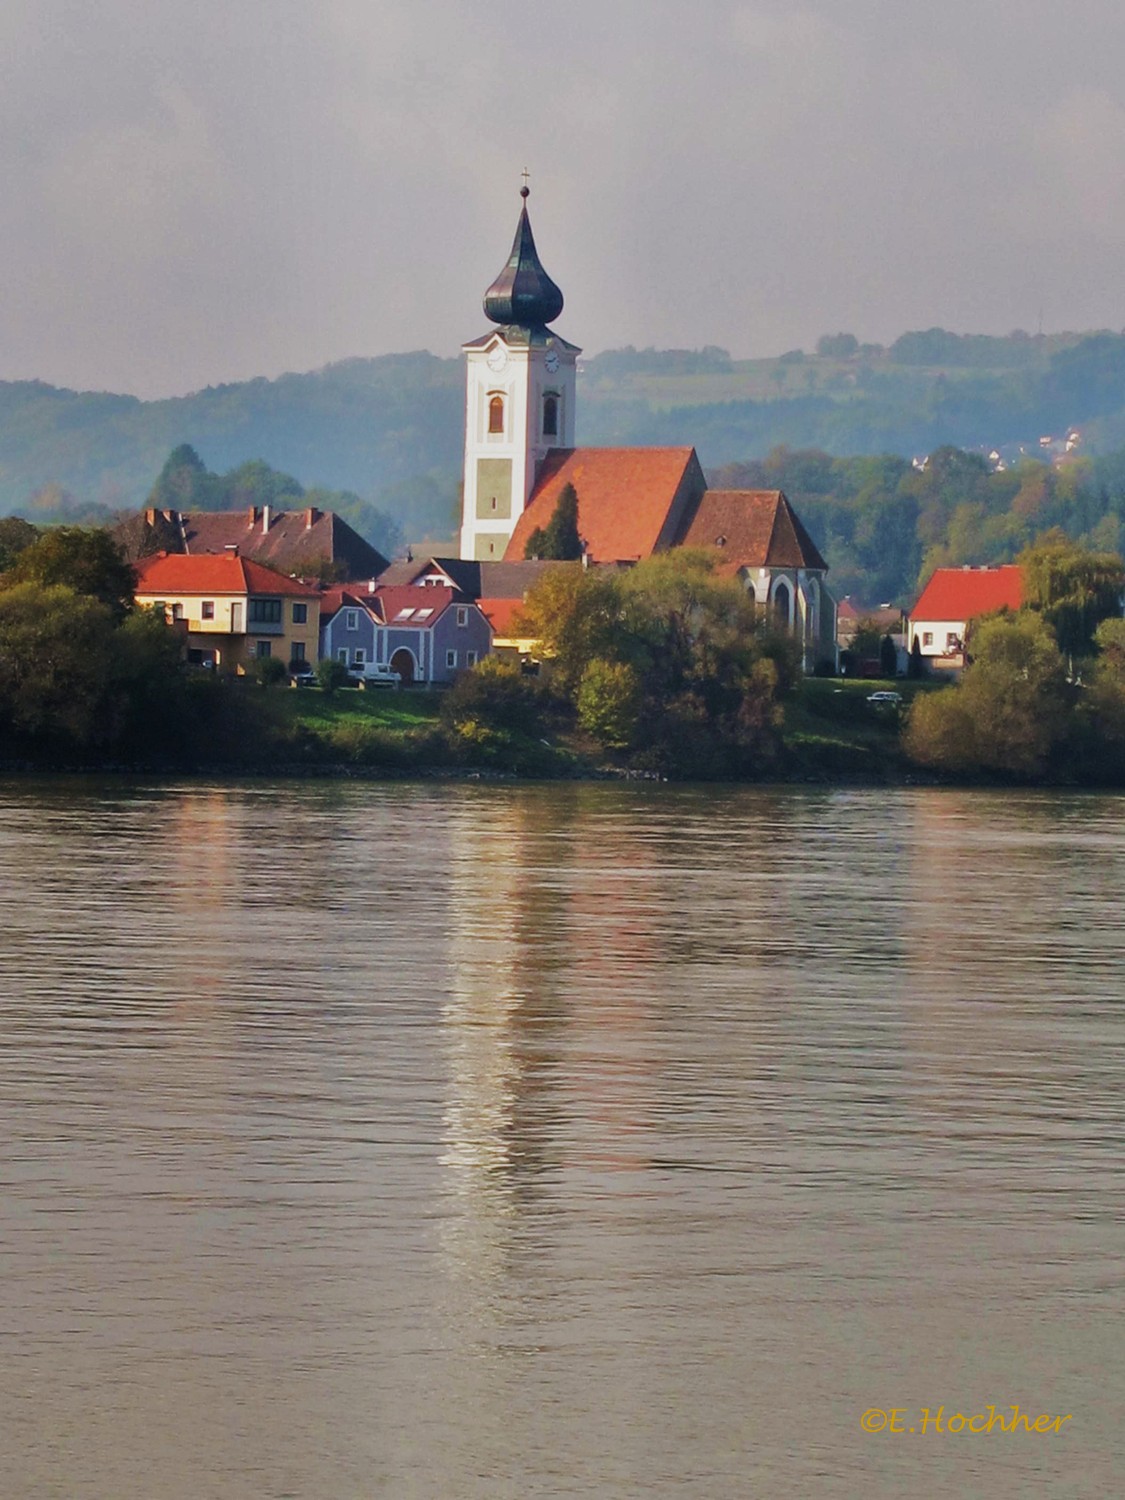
[317,657,349,694]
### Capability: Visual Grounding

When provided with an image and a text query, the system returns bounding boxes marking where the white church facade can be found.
[457,187,838,671]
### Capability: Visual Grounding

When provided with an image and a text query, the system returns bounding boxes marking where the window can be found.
[446,649,458,669]
[337,647,348,664]
[201,601,215,620]
[456,606,469,627]
[923,632,934,647]
[256,640,272,659]
[946,632,960,649]
[171,603,184,621]
[543,393,559,437]
[488,395,504,434]
[346,609,358,631]
[467,651,478,667]
[249,598,282,624]
[354,648,366,666]
[394,608,416,621]
[292,603,308,624]
[415,608,434,620]
[291,641,306,662]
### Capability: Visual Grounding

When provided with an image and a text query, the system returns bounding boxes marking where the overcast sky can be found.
[3,0,1125,397]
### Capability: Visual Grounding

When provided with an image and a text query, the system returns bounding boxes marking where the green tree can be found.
[576,658,642,746]
[0,584,119,751]
[0,517,39,572]
[1018,529,1125,663]
[316,657,349,694]
[904,612,1070,778]
[524,482,582,560]
[880,634,898,678]
[7,527,136,623]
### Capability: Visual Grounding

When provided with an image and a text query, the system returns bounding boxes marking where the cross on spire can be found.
[520,168,530,199]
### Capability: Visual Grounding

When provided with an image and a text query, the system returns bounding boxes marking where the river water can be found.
[0,780,1122,1498]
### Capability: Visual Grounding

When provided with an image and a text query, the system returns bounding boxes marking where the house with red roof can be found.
[319,584,491,685]
[135,550,321,674]
[457,188,838,671]
[908,564,1023,671]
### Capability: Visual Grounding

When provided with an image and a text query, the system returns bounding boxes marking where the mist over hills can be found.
[6,327,1125,601]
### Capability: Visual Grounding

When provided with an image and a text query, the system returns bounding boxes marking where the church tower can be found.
[459,187,580,561]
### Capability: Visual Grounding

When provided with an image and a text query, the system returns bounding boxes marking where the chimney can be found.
[247,506,258,527]
[145,508,156,526]
[305,506,318,529]
[224,543,239,556]
[262,505,270,535]
[368,579,376,593]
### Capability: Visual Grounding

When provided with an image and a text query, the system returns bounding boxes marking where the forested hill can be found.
[8,327,1125,598]
[0,353,464,537]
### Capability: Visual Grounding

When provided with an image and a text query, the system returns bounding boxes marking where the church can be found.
[457,186,838,672]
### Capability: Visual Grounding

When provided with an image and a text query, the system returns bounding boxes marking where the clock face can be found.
[544,349,560,374]
[486,344,508,373]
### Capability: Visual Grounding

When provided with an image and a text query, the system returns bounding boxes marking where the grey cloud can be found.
[2,0,1125,396]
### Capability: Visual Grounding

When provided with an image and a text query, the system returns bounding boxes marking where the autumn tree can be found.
[904,612,1071,778]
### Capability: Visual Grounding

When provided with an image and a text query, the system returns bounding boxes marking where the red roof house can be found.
[909,564,1023,667]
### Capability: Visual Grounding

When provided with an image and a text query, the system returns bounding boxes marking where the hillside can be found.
[7,327,1125,603]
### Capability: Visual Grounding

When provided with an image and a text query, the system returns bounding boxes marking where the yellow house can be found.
[134,550,321,673]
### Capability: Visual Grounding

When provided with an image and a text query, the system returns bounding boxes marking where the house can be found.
[319,585,492,684]
[456,186,837,671]
[121,505,388,581]
[908,564,1022,672]
[134,551,321,673]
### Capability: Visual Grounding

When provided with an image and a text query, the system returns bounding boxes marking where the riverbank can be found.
[0,677,954,784]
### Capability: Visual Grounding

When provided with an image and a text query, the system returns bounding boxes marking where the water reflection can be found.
[0,780,1122,1499]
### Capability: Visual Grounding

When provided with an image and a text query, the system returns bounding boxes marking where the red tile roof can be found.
[134,552,319,597]
[477,598,525,635]
[676,490,828,573]
[506,447,706,564]
[370,585,459,627]
[912,565,1022,622]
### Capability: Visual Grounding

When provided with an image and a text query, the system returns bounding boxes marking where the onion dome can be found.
[483,187,564,328]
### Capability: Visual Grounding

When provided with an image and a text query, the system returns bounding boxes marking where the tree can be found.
[0,517,39,572]
[816,333,859,359]
[0,584,119,752]
[148,444,223,510]
[316,657,349,694]
[524,482,582,560]
[1018,529,1125,664]
[251,655,288,687]
[576,658,642,747]
[880,634,898,678]
[7,527,136,623]
[904,613,1070,778]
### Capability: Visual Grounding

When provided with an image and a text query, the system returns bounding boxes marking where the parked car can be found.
[347,664,401,690]
[866,690,903,706]
[288,665,317,688]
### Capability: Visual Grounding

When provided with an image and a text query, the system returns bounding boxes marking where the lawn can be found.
[783,676,941,776]
[280,685,442,735]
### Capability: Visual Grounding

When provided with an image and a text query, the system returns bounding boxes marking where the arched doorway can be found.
[390,648,417,685]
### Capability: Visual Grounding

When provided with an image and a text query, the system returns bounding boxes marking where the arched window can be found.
[543,393,559,437]
[773,580,792,627]
[488,395,504,434]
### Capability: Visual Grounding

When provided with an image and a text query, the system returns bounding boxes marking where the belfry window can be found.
[488,395,504,434]
[543,393,559,437]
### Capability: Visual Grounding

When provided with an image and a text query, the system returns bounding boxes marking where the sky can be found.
[3,0,1125,398]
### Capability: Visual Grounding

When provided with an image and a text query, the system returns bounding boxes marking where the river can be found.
[1,780,1122,1497]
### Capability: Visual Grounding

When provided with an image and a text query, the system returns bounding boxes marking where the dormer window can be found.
[488,395,505,434]
[543,393,559,438]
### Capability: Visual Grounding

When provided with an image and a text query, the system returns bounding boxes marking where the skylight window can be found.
[415,608,434,620]
[394,608,416,621]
